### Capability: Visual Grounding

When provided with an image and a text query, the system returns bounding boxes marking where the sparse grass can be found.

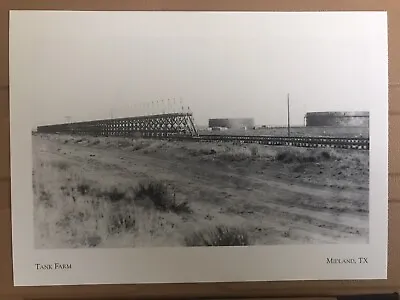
[97,187,127,202]
[134,180,191,214]
[321,150,332,160]
[33,170,138,248]
[77,182,91,195]
[32,132,370,248]
[51,160,70,171]
[132,143,147,151]
[176,142,272,163]
[218,147,253,162]
[184,225,251,247]
[186,147,216,156]
[249,144,260,157]
[34,157,193,248]
[117,140,132,148]
[75,179,129,203]
[38,188,53,208]
[108,208,136,234]
[34,177,181,248]
[131,140,153,151]
[275,148,338,164]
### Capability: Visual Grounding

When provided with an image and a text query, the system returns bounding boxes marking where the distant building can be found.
[304,111,369,127]
[208,118,255,130]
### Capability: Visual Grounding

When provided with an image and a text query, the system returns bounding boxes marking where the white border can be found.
[9,10,388,286]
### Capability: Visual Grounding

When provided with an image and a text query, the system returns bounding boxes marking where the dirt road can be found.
[32,134,369,248]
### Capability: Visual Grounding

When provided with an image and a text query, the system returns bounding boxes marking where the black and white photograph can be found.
[9,10,388,286]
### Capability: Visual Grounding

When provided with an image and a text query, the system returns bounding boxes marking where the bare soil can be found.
[32,133,369,249]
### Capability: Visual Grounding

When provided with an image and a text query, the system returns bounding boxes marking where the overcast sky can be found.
[9,11,387,127]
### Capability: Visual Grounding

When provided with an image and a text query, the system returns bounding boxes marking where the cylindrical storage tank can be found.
[208,118,255,129]
[305,111,369,127]
[208,118,231,128]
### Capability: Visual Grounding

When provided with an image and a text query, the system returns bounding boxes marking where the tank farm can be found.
[36,111,369,150]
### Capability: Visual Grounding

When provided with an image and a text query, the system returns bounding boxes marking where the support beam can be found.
[37,113,199,138]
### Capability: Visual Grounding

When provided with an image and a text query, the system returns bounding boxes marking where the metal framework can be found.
[189,135,369,150]
[36,113,199,137]
[35,113,369,150]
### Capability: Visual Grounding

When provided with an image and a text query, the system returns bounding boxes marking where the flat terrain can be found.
[32,133,369,249]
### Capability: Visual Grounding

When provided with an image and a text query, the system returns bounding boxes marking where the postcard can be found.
[9,10,388,286]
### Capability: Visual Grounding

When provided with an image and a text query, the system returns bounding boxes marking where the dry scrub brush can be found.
[275,148,338,164]
[33,159,192,248]
[134,179,191,213]
[34,157,253,248]
[184,225,251,247]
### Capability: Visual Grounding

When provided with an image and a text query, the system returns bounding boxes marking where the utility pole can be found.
[287,93,291,137]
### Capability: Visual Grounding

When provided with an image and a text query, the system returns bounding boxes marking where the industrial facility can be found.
[208,118,255,130]
[36,112,199,137]
[304,111,369,127]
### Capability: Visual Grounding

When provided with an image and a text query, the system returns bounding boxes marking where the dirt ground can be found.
[32,133,369,249]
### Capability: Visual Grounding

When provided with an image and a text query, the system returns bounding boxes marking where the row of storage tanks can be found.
[304,111,369,127]
[208,111,369,129]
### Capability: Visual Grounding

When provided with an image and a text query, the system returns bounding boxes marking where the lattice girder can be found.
[37,113,199,138]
